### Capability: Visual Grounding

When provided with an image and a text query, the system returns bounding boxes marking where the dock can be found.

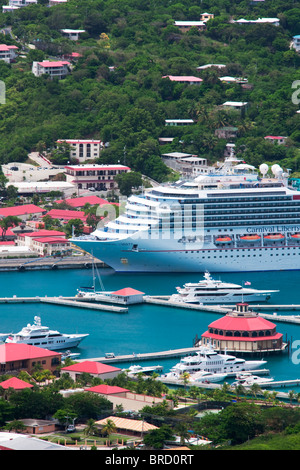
[79,346,204,363]
[0,255,107,271]
[0,296,128,313]
[144,296,300,325]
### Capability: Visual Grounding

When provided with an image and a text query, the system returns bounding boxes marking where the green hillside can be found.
[0,0,299,180]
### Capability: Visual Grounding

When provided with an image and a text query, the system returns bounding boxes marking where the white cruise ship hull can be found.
[74,237,300,273]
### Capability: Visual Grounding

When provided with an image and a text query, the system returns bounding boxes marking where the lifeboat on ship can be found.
[291,233,300,239]
[215,236,232,244]
[239,234,261,242]
[263,233,285,241]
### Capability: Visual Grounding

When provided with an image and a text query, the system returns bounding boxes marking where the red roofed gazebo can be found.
[201,303,286,354]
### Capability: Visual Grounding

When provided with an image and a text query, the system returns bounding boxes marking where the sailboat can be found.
[76,256,111,301]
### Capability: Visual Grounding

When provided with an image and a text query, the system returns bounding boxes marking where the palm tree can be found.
[249,383,262,401]
[84,418,98,437]
[101,418,117,438]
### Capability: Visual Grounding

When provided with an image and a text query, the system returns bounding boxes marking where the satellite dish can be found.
[259,163,268,176]
[272,164,282,176]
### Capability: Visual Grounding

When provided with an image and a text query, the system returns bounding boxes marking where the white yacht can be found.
[5,316,89,350]
[71,159,300,273]
[126,364,163,376]
[189,370,228,383]
[169,271,278,304]
[166,344,266,376]
[232,372,274,388]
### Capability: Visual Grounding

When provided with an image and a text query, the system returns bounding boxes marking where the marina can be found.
[1,268,300,396]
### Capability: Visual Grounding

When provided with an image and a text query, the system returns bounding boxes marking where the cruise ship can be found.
[71,157,300,272]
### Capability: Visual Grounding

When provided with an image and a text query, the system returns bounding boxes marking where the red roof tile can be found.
[61,360,121,374]
[0,204,45,217]
[0,377,33,390]
[18,230,66,238]
[55,196,109,208]
[0,343,61,362]
[112,288,145,296]
[44,209,87,221]
[33,237,70,244]
[85,384,129,394]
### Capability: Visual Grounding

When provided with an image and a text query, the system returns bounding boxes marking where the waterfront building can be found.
[55,195,110,208]
[0,343,61,375]
[201,303,286,354]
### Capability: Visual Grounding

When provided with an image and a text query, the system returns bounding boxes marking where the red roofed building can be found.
[0,343,61,375]
[264,136,287,145]
[110,288,145,304]
[32,60,71,79]
[162,75,203,85]
[85,384,129,396]
[55,195,110,208]
[16,229,71,256]
[44,209,87,223]
[0,204,46,221]
[201,303,286,354]
[0,44,18,63]
[0,377,33,390]
[65,164,130,192]
[61,360,121,381]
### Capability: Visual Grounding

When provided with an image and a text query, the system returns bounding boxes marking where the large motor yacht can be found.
[5,316,89,350]
[169,271,278,304]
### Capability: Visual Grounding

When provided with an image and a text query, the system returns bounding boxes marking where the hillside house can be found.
[56,139,103,162]
[292,35,300,52]
[200,12,214,21]
[32,60,71,79]
[162,75,203,85]
[174,21,206,32]
[61,29,86,41]
[264,135,287,145]
[165,119,194,126]
[0,44,18,63]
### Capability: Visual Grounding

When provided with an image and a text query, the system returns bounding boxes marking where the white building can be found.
[32,60,70,79]
[2,0,37,11]
[60,29,86,41]
[65,164,130,191]
[56,139,103,162]
[292,35,300,52]
[0,44,18,63]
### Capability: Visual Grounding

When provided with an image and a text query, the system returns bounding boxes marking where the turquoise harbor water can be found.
[1,267,300,392]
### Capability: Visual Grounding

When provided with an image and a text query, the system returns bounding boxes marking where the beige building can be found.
[57,139,103,162]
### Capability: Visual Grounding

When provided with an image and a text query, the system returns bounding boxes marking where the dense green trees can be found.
[0,0,298,179]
